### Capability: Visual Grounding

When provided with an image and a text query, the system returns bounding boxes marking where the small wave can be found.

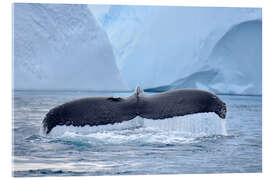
[41,112,227,146]
[13,169,87,177]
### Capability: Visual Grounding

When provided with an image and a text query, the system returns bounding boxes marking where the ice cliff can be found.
[13,3,128,91]
[89,5,262,95]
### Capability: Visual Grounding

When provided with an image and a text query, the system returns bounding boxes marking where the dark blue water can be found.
[12,90,262,177]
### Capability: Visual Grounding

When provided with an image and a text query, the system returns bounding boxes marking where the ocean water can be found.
[12,90,262,177]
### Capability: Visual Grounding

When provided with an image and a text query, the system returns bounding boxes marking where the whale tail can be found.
[43,87,227,134]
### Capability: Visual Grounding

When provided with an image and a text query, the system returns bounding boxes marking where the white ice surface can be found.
[89,5,261,95]
[13,3,129,91]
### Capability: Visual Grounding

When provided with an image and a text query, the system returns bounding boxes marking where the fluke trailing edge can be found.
[43,87,226,134]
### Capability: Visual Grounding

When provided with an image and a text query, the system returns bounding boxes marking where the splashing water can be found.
[144,112,227,136]
[43,112,227,146]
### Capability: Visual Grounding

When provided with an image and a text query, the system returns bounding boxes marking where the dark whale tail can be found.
[43,87,226,134]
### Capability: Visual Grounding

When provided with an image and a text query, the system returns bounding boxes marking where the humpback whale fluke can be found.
[43,87,226,134]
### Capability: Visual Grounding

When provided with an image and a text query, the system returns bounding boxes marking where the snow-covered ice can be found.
[13,3,128,91]
[90,5,262,95]
[13,4,262,95]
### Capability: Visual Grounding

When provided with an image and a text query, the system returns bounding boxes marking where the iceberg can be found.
[145,20,262,95]
[88,5,151,70]
[13,3,129,91]
[90,5,262,95]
